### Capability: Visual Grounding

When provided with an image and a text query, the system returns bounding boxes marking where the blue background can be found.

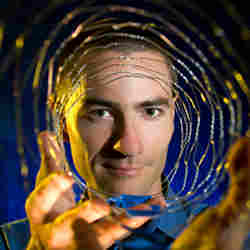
[0,0,249,225]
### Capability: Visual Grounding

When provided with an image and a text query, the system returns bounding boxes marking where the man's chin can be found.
[93,185,151,198]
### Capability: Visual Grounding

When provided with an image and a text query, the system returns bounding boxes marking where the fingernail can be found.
[47,144,57,160]
[46,136,62,160]
[48,135,61,152]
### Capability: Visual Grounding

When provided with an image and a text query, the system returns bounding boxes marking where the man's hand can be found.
[25,131,150,250]
[171,136,250,250]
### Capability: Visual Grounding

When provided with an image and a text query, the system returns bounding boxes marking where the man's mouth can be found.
[102,163,142,177]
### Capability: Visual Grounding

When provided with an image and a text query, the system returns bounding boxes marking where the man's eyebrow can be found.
[85,98,119,108]
[138,98,170,107]
[85,97,170,109]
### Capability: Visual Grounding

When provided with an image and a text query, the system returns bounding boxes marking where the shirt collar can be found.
[144,187,208,238]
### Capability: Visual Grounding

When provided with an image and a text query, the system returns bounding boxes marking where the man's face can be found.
[69,49,175,196]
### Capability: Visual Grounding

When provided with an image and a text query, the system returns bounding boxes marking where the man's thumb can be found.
[36,131,64,186]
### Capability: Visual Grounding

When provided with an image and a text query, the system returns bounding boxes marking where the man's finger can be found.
[91,201,154,249]
[227,136,250,176]
[35,199,112,250]
[26,173,75,225]
[36,131,64,185]
[45,199,151,249]
[77,198,112,223]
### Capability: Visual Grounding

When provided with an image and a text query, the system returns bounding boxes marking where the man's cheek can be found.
[151,129,171,146]
[82,131,110,161]
[82,136,99,160]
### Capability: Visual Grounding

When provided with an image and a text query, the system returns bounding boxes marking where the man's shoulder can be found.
[0,218,30,250]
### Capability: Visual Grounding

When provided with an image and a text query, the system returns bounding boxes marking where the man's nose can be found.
[113,119,143,157]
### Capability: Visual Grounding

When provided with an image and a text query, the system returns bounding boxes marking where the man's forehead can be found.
[85,50,171,74]
[84,49,173,95]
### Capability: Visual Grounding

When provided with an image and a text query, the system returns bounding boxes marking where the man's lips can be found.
[102,163,142,177]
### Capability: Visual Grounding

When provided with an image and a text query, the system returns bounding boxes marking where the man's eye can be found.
[89,109,113,119]
[145,108,162,118]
